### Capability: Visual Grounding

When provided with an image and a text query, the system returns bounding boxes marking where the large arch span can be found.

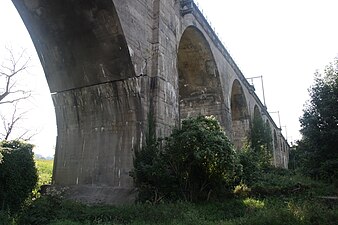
[230,79,250,149]
[177,26,226,126]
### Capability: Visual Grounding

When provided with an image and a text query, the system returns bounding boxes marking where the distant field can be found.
[35,159,53,186]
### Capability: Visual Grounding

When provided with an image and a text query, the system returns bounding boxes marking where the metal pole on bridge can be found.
[246,75,267,107]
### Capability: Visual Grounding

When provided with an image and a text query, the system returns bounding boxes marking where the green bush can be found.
[0,140,38,212]
[164,116,239,201]
[238,146,260,185]
[18,189,64,225]
[132,116,240,202]
[132,137,177,203]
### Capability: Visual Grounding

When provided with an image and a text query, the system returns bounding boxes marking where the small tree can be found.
[250,116,273,168]
[239,115,273,185]
[0,140,38,212]
[298,59,338,182]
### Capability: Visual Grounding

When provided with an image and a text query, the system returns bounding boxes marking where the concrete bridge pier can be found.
[12,0,153,203]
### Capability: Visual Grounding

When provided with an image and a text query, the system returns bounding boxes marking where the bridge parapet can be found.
[180,0,194,16]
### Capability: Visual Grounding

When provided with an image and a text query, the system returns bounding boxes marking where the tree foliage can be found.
[0,140,38,212]
[239,115,273,185]
[250,115,273,168]
[132,116,240,203]
[298,59,338,182]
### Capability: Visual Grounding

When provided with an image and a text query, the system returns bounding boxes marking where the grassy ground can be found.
[2,159,335,225]
[14,168,337,225]
[18,195,338,225]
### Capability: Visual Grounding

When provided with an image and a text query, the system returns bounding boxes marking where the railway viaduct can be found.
[12,0,289,203]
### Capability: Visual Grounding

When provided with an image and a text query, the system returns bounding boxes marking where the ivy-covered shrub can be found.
[0,140,38,212]
[132,116,240,202]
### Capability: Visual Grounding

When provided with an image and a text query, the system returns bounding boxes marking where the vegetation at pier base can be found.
[1,117,338,225]
[131,116,240,203]
[14,171,338,225]
[1,60,338,224]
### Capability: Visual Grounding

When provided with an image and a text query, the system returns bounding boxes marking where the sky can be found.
[0,1,56,156]
[0,0,338,156]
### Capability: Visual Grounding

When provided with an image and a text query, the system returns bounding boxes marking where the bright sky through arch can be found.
[0,0,57,157]
[1,0,338,156]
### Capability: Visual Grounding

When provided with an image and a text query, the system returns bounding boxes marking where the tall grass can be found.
[3,161,336,225]
[17,196,337,225]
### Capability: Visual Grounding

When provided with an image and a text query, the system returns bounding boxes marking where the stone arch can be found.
[253,105,261,120]
[230,79,250,149]
[12,0,142,201]
[265,119,273,148]
[266,119,273,135]
[273,130,278,150]
[177,26,224,124]
[273,129,281,167]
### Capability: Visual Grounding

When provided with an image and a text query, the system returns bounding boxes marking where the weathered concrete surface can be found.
[178,26,227,125]
[12,0,290,204]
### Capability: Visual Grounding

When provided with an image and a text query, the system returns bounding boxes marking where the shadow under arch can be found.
[12,0,143,203]
[253,105,261,120]
[177,26,225,125]
[273,129,280,166]
[230,79,250,149]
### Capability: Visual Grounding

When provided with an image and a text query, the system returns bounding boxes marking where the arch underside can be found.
[253,105,261,120]
[14,0,135,92]
[273,130,282,167]
[231,80,250,149]
[13,0,145,197]
[177,26,225,125]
